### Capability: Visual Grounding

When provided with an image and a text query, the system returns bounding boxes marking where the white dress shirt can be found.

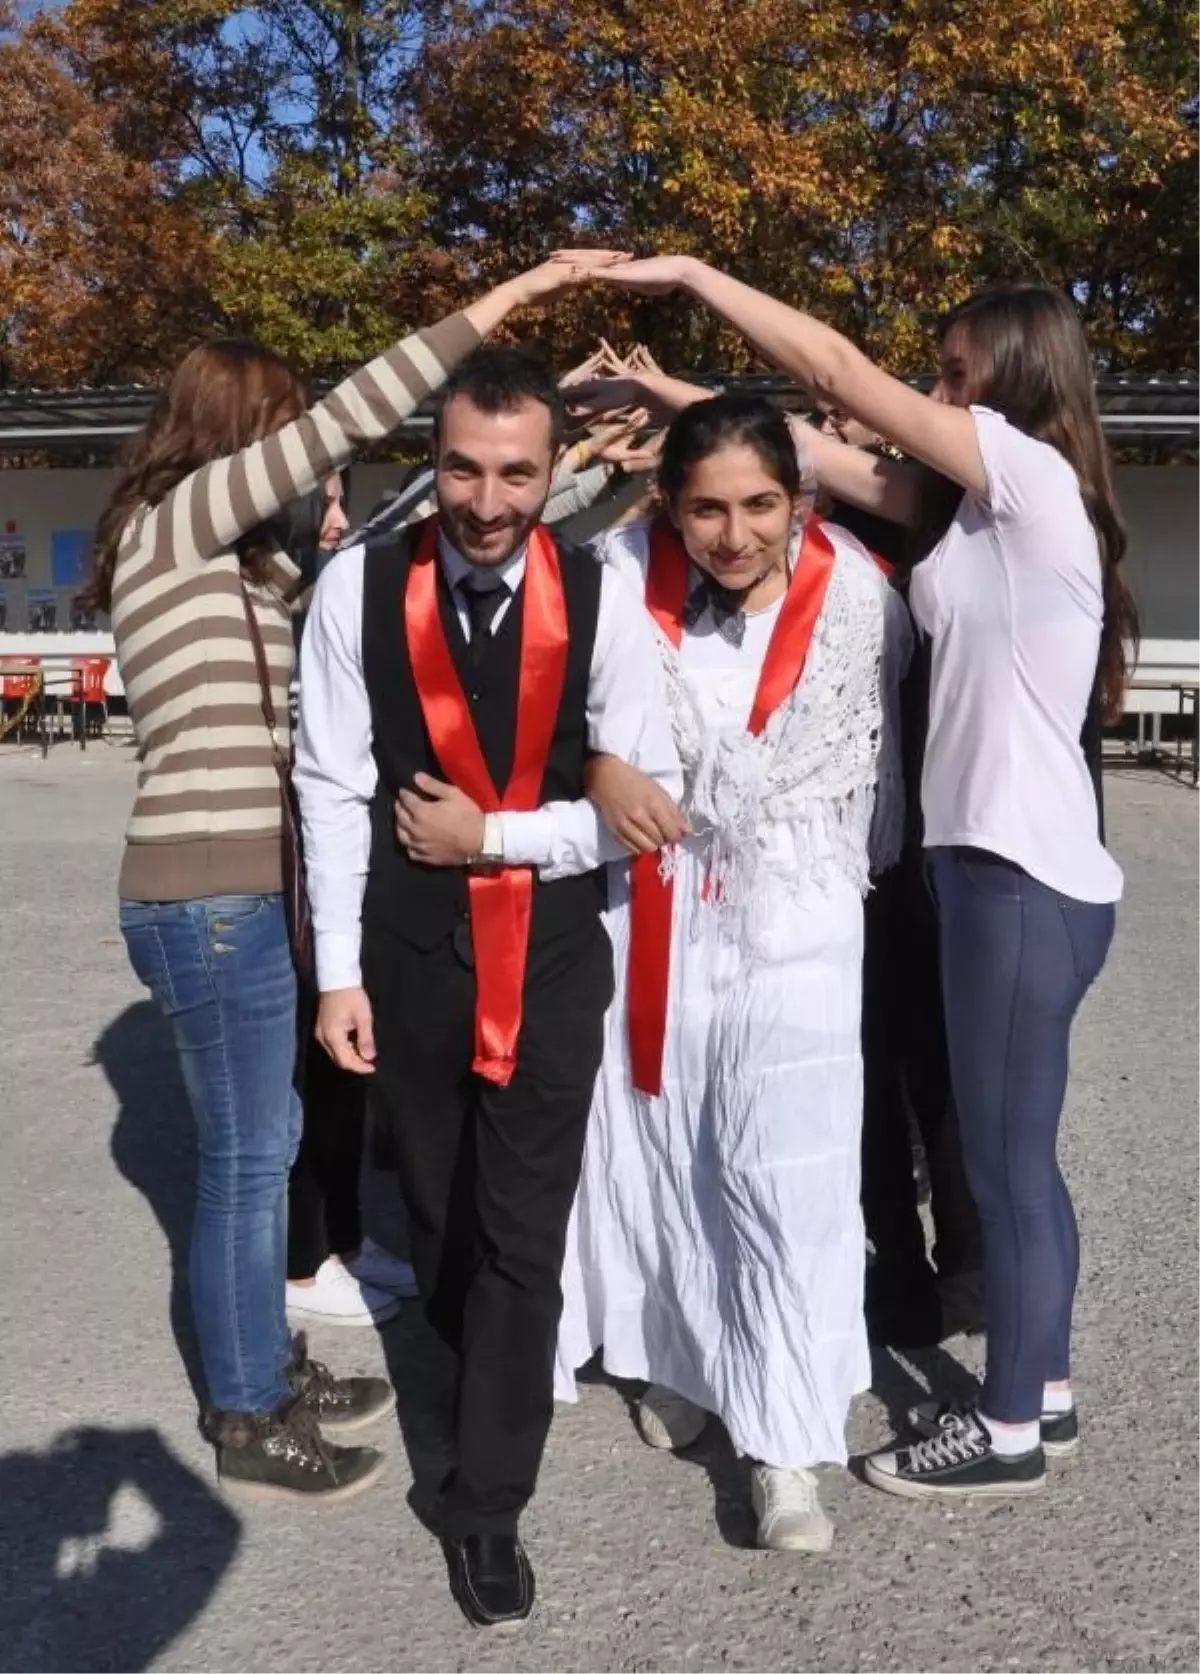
[294,531,683,991]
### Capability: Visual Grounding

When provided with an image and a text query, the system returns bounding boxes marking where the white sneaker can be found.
[286,1258,401,1328]
[346,1236,419,1298]
[635,1384,707,1451]
[751,1466,834,1553]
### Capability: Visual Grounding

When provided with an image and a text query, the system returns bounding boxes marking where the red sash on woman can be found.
[627,517,839,1096]
[405,519,568,1087]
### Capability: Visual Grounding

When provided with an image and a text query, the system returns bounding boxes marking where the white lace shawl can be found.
[643,527,911,947]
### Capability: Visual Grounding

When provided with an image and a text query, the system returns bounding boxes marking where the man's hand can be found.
[585,755,688,854]
[395,772,485,866]
[316,988,377,1075]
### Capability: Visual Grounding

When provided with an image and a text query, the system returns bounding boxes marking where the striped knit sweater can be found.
[112,311,479,902]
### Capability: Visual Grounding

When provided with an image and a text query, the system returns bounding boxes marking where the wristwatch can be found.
[469,811,505,871]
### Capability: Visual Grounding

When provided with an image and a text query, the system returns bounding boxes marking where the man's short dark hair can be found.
[433,344,567,453]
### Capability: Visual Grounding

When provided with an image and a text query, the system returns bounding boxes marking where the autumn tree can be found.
[0,0,215,384]
[0,0,1193,384]
[945,0,1198,368]
[69,0,445,372]
[411,0,1198,371]
[0,0,438,382]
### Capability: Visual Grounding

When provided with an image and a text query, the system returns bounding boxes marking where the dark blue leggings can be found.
[929,848,1115,1423]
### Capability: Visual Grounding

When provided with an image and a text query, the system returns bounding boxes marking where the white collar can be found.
[437,528,527,595]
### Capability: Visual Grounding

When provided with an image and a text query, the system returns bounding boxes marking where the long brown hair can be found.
[938,285,1138,722]
[92,339,307,611]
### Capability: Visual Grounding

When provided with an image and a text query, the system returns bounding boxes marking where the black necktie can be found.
[459,576,506,665]
[683,574,749,648]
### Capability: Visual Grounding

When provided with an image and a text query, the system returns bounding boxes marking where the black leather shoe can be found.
[444,1534,535,1629]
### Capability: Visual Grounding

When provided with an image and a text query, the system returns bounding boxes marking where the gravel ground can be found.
[0,743,1195,1674]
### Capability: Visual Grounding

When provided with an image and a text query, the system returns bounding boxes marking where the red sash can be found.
[627,517,839,1095]
[405,519,568,1087]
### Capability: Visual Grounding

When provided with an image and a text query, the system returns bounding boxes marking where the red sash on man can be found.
[405,519,568,1087]
[627,517,840,1096]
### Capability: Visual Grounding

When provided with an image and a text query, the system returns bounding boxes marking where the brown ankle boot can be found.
[204,1394,386,1504]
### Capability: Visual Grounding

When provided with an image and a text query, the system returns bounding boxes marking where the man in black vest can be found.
[294,346,681,1628]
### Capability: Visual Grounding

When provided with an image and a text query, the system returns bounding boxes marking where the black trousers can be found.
[287,1019,367,1280]
[860,856,981,1295]
[364,917,613,1538]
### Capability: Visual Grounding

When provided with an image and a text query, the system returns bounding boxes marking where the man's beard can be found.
[438,500,547,568]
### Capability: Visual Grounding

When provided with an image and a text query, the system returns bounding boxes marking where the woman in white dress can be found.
[556,394,909,1551]
[569,256,1133,1511]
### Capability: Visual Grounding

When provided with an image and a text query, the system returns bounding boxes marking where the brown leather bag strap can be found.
[239,580,288,771]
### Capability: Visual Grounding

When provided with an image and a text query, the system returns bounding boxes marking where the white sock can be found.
[978,1413,1040,1456]
[1042,1385,1074,1414]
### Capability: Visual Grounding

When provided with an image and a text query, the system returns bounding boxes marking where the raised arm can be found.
[575,255,987,505]
[567,367,923,527]
[143,257,625,573]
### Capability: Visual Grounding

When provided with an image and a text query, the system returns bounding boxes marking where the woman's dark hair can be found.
[92,338,308,612]
[938,285,1138,722]
[902,465,967,571]
[659,393,802,505]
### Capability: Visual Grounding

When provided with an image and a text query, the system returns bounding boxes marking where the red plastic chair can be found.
[0,655,44,749]
[67,656,111,747]
[1,655,41,700]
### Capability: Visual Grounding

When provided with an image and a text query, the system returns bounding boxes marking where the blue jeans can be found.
[929,848,1115,1424]
[119,894,301,1414]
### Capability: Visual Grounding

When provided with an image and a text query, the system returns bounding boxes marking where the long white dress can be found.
[555,517,910,1470]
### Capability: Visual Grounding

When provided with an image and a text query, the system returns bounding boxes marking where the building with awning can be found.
[0,373,1194,739]
[0,371,1196,450]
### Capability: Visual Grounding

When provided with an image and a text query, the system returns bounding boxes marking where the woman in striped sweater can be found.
[92,258,600,1505]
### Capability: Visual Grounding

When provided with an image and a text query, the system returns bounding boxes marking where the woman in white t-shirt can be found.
[576,255,1136,1502]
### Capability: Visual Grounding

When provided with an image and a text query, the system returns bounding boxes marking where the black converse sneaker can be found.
[206,1397,386,1504]
[1037,1405,1080,1457]
[909,1396,1080,1458]
[286,1333,394,1437]
[865,1407,1046,1499]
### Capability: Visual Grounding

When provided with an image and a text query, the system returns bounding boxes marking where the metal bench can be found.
[1124,639,1199,783]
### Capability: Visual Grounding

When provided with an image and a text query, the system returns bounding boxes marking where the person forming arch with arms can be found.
[94,255,618,1509]
[555,393,911,1553]
[570,253,1134,1501]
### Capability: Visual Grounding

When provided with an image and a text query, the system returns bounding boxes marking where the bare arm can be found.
[578,255,987,502]
[139,256,626,574]
[567,366,923,526]
[796,423,924,526]
[681,260,985,498]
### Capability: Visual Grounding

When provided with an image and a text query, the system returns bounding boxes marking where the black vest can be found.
[360,523,606,950]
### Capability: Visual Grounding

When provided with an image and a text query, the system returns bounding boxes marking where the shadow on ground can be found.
[0,1425,240,1673]
[865,1340,981,1443]
[569,1356,758,1550]
[92,1003,205,1406]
